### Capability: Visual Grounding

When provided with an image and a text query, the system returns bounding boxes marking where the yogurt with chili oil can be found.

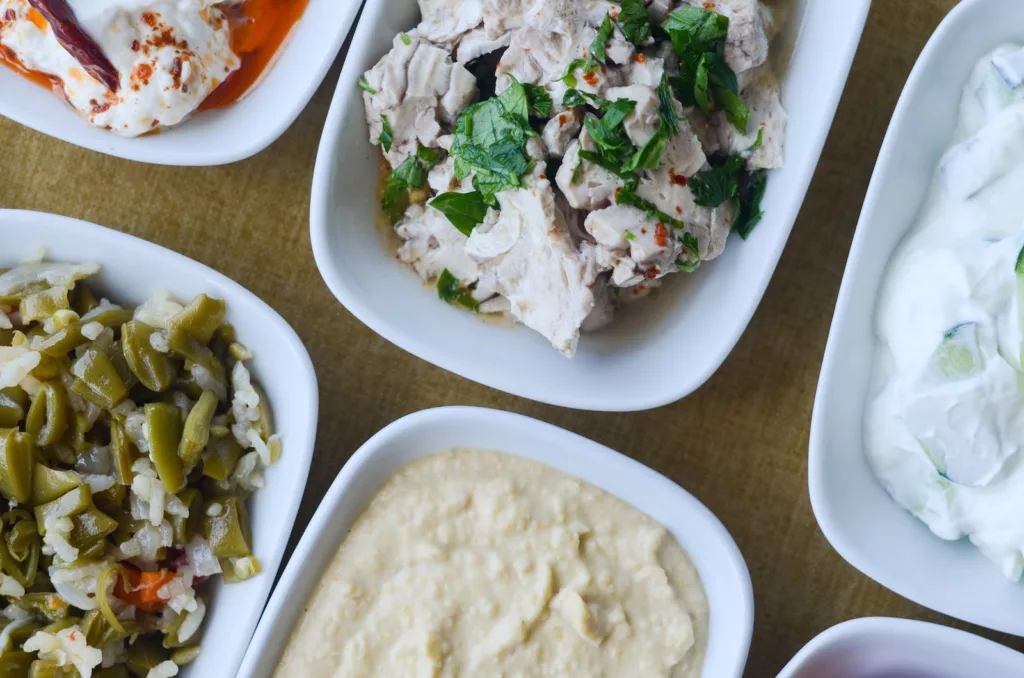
[0,0,238,136]
[868,44,1024,580]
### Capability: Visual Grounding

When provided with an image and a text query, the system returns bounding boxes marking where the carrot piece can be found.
[113,566,175,613]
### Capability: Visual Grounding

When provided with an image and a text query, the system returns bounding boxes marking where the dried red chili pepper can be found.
[27,0,119,92]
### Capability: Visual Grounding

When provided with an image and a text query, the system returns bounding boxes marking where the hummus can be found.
[274,449,708,677]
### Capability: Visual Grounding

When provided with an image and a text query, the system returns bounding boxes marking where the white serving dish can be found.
[309,0,871,412]
[0,0,363,166]
[238,406,754,677]
[810,0,1024,637]
[0,209,319,676]
[777,618,1024,678]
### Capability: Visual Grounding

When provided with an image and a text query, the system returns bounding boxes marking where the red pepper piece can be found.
[28,0,120,92]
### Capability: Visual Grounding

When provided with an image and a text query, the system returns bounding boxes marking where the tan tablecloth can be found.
[1,1,1017,675]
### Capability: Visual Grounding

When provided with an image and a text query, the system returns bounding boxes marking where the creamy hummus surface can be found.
[274,449,708,677]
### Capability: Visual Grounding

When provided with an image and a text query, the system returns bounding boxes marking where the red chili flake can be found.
[638,284,647,291]
[141,11,157,27]
[654,222,669,247]
[91,100,111,114]
[640,228,647,235]
[675,206,683,215]
[539,174,546,180]
[134,62,153,85]
[582,72,599,86]
[151,119,159,127]
[170,56,183,89]
[3,9,15,21]
[644,268,659,280]
[635,54,647,64]
[610,6,620,19]
[669,168,688,187]
[131,39,140,52]
[558,113,568,126]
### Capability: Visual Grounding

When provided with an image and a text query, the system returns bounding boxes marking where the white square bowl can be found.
[0,209,319,676]
[309,0,871,412]
[237,406,754,678]
[0,0,363,166]
[777,618,1024,678]
[810,0,1024,637]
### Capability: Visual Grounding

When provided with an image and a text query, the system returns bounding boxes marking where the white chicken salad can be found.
[361,0,787,356]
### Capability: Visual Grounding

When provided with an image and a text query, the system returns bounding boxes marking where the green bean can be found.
[201,435,242,482]
[64,412,89,455]
[179,390,216,470]
[172,489,203,546]
[30,465,81,506]
[27,659,74,678]
[121,321,179,393]
[0,328,14,347]
[81,610,136,649]
[222,555,262,583]
[124,637,169,675]
[36,322,87,358]
[80,304,133,329]
[170,646,201,666]
[70,349,128,410]
[94,666,130,678]
[5,620,40,647]
[144,403,185,493]
[19,288,70,323]
[0,429,34,504]
[108,341,138,391]
[203,495,251,559]
[0,651,34,675]
[69,283,99,316]
[184,352,228,402]
[93,483,126,515]
[109,417,138,486]
[19,593,70,621]
[34,486,92,536]
[0,387,28,428]
[228,342,252,361]
[168,294,226,345]
[162,600,204,649]
[0,510,40,587]
[28,353,62,382]
[68,508,119,551]
[40,617,80,634]
[25,383,68,447]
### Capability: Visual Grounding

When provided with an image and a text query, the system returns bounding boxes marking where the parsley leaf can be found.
[524,83,553,118]
[430,191,491,236]
[379,115,394,153]
[583,100,636,159]
[563,89,587,108]
[357,75,376,94]
[618,0,652,45]
[676,260,701,272]
[735,170,767,239]
[676,233,702,272]
[615,186,686,230]
[560,58,598,88]
[591,14,615,65]
[381,145,440,222]
[451,77,535,204]
[400,32,412,45]
[578,150,638,182]
[657,74,679,136]
[622,123,668,172]
[663,7,749,132]
[437,269,480,311]
[689,155,744,208]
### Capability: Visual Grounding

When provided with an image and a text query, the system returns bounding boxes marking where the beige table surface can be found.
[1,1,1020,675]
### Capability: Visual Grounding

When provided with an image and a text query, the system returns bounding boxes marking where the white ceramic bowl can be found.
[0,209,319,676]
[810,0,1024,637]
[777,618,1024,678]
[238,406,753,678]
[309,0,871,412]
[0,0,363,165]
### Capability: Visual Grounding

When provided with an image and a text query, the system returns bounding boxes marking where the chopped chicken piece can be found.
[659,120,709,179]
[606,30,636,66]
[496,0,622,109]
[466,170,603,355]
[586,206,682,286]
[542,109,583,158]
[581,274,616,331]
[637,178,735,261]
[645,0,674,22]
[716,66,786,169]
[417,0,486,45]
[396,204,481,283]
[456,28,515,63]
[427,156,472,194]
[627,55,666,88]
[363,33,478,167]
[606,84,662,147]
[555,122,624,211]
[680,0,772,74]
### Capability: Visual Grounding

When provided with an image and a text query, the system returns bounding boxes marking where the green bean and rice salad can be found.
[0,255,279,678]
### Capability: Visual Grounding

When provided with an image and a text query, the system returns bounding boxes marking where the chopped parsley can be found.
[657,74,679,136]
[615,186,685,230]
[524,83,553,118]
[571,162,585,185]
[621,123,668,172]
[381,145,440,222]
[379,115,394,153]
[563,89,587,108]
[662,7,750,132]
[399,32,412,45]
[676,233,702,272]
[676,260,701,273]
[590,14,615,65]
[357,75,376,94]
[689,155,744,208]
[624,230,636,241]
[618,0,653,46]
[437,269,479,311]
[450,77,535,205]
[734,170,767,239]
[429,191,491,236]
[560,58,598,89]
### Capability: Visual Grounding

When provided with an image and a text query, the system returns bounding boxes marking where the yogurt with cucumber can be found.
[867,44,1024,581]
